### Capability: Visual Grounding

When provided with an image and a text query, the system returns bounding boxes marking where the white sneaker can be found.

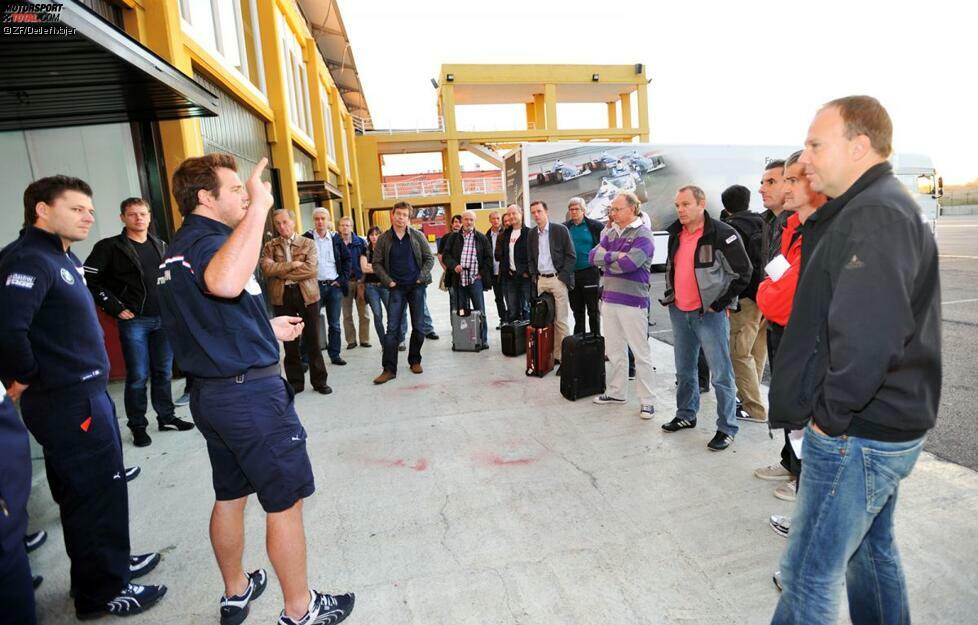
[278,589,355,625]
[768,515,790,538]
[640,404,655,419]
[593,395,626,405]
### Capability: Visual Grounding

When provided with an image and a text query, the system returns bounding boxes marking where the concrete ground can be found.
[27,268,978,624]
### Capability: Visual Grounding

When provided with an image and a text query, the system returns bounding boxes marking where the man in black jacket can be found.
[85,198,194,447]
[485,210,508,328]
[769,96,941,625]
[443,210,494,347]
[497,204,533,322]
[527,200,576,364]
[659,185,753,451]
[720,185,770,424]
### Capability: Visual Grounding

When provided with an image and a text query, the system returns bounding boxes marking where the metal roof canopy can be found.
[297,179,343,203]
[0,0,220,132]
[297,0,372,129]
[453,83,641,105]
[439,64,647,106]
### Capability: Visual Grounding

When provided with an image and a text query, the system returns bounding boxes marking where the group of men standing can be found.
[0,95,942,625]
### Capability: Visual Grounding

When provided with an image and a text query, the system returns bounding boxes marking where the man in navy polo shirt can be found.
[158,154,355,625]
[0,176,165,619]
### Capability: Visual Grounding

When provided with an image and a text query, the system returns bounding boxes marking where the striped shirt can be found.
[459,229,479,286]
[589,218,654,308]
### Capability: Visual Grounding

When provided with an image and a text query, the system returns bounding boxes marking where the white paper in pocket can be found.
[765,254,791,282]
[244,275,263,296]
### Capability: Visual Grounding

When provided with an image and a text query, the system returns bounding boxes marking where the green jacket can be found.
[371,226,435,286]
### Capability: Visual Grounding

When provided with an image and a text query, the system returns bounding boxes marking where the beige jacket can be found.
[260,235,320,306]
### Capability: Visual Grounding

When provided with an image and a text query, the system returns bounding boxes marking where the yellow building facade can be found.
[114,0,367,232]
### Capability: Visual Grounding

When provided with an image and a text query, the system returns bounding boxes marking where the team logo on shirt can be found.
[5,273,35,289]
[60,267,76,285]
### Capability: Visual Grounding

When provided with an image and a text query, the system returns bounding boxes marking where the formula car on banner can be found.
[626,151,666,175]
[587,151,619,171]
[583,166,649,222]
[531,159,592,186]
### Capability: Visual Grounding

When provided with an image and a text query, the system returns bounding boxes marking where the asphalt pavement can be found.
[646,214,978,471]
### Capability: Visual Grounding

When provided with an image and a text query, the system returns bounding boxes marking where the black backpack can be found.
[530,292,556,328]
[727,212,769,299]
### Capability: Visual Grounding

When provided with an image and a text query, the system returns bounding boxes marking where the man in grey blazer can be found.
[527,200,576,366]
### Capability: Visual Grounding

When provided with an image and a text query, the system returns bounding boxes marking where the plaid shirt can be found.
[460,229,479,286]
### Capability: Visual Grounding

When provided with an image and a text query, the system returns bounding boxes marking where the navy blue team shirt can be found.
[0,227,109,393]
[157,214,279,378]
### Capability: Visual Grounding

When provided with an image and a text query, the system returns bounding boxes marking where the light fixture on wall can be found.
[591,73,600,82]
[446,73,454,82]
[634,63,643,74]
[430,78,438,89]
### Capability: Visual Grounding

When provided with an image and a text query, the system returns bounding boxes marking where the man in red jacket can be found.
[754,150,826,509]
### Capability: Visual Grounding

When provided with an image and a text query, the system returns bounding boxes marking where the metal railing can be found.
[364,115,445,135]
[381,178,450,199]
[461,177,504,195]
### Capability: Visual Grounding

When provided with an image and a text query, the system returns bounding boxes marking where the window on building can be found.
[340,117,350,176]
[277,10,313,139]
[178,0,266,94]
[320,86,336,163]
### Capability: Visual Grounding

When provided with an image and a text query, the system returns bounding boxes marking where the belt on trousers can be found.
[539,272,557,278]
[318,279,338,285]
[195,364,281,385]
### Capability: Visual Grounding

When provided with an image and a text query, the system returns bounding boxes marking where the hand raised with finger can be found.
[245,157,274,216]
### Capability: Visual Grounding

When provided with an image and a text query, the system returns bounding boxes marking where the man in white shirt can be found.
[301,207,351,366]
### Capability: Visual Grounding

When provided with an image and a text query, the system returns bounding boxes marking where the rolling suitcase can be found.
[500,320,529,356]
[559,333,606,400]
[451,309,484,352]
[525,325,554,377]
[530,292,555,329]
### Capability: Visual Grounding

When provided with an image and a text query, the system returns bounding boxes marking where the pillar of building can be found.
[544,83,557,135]
[607,101,617,129]
[620,92,633,132]
[637,83,650,142]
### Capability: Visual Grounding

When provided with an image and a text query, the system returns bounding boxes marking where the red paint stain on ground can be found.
[491,379,520,387]
[401,384,433,391]
[473,451,541,467]
[365,457,429,471]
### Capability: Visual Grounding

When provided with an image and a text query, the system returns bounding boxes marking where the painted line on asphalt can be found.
[939,255,978,260]
[650,329,673,334]
[936,224,978,228]
[943,298,978,306]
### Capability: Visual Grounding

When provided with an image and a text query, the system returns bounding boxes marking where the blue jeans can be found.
[118,315,175,429]
[382,284,427,373]
[504,274,533,322]
[318,281,344,359]
[668,306,738,436]
[419,286,434,335]
[772,428,925,625]
[457,279,489,345]
[365,283,407,344]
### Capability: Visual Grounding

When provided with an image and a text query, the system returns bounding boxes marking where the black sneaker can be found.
[130,553,161,579]
[33,575,43,590]
[76,583,167,620]
[221,569,267,625]
[278,590,355,625]
[159,417,195,432]
[125,466,141,482]
[661,417,696,432]
[132,428,152,447]
[707,431,734,451]
[330,358,347,366]
[425,332,439,340]
[314,385,333,395]
[24,530,47,553]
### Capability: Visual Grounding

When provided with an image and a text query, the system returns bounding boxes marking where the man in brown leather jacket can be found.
[260,209,331,394]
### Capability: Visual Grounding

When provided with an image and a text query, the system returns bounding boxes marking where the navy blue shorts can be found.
[190,375,315,513]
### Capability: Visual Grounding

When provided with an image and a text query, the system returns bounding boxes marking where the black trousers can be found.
[490,273,507,321]
[568,267,601,335]
[275,285,328,391]
[0,542,35,625]
[768,322,802,476]
[21,383,131,613]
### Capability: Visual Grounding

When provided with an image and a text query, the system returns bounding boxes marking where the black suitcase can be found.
[530,292,555,329]
[559,333,606,400]
[500,320,528,356]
